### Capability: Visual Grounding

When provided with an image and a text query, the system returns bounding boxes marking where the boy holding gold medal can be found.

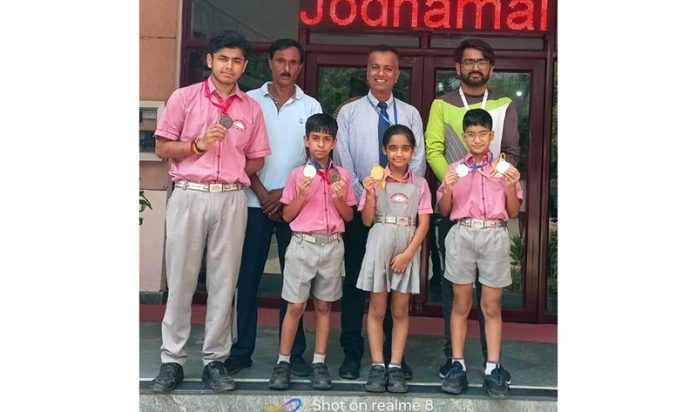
[437,109,522,399]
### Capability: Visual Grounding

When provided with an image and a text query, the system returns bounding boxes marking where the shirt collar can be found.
[261,82,304,100]
[367,90,394,107]
[463,151,493,166]
[206,76,244,101]
[384,165,412,183]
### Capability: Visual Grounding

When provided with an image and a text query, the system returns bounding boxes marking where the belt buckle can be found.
[471,220,483,228]
[209,183,223,193]
[304,234,316,243]
[396,216,409,226]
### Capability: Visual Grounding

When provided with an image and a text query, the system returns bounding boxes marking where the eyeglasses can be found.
[461,59,491,69]
[463,131,491,141]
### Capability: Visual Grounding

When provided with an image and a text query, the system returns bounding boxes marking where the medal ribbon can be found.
[460,151,495,177]
[204,80,234,115]
[308,159,335,185]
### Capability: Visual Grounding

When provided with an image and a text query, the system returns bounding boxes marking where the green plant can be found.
[139,190,152,225]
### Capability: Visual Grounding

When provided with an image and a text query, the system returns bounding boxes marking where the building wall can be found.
[140,0,181,293]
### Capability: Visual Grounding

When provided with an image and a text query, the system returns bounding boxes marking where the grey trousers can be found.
[160,188,247,366]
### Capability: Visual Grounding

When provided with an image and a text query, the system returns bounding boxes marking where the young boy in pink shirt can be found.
[437,109,523,399]
[268,113,356,390]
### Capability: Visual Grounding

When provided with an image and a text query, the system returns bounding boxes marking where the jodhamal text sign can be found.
[300,0,551,32]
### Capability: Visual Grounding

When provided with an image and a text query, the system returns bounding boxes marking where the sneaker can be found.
[150,362,184,393]
[483,361,511,384]
[290,356,312,377]
[384,359,413,380]
[224,356,252,375]
[387,367,408,393]
[441,361,468,394]
[482,364,510,399]
[339,353,361,379]
[365,365,387,393]
[438,357,453,379]
[309,362,333,390]
[268,361,291,390]
[202,361,235,392]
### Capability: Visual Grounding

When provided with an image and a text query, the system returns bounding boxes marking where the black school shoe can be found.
[365,365,387,393]
[202,361,236,392]
[483,361,512,384]
[150,362,184,393]
[438,357,453,379]
[339,353,361,379]
[386,359,412,380]
[387,367,408,393]
[482,364,510,399]
[290,356,312,377]
[310,362,333,390]
[224,356,252,374]
[441,361,468,394]
[268,361,291,390]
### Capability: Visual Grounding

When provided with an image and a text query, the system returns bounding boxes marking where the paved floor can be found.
[140,323,557,389]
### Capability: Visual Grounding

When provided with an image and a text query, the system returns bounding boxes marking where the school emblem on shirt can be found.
[390,193,409,204]
[231,120,246,131]
[299,117,304,124]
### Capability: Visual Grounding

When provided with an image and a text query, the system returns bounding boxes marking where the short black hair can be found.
[368,44,399,60]
[454,38,495,65]
[208,30,250,59]
[305,113,338,139]
[269,38,305,64]
[382,124,416,148]
[463,108,493,130]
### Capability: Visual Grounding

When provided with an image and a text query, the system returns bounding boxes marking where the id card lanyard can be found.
[367,96,398,126]
[459,87,488,111]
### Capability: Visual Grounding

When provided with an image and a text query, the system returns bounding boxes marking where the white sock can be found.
[388,363,401,369]
[452,358,466,371]
[485,361,498,375]
[372,362,386,368]
[313,352,326,364]
[277,354,290,364]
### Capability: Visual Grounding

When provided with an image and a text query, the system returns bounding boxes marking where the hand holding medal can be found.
[370,163,386,189]
[493,153,510,178]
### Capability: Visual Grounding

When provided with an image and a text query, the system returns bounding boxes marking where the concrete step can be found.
[139,380,557,411]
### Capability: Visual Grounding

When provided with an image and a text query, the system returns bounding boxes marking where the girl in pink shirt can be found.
[356,125,433,393]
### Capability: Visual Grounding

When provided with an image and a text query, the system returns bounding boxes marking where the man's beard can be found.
[460,71,489,87]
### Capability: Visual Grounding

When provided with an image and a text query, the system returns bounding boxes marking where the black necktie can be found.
[377,101,389,167]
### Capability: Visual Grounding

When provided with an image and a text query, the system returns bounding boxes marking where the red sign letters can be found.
[300,0,550,32]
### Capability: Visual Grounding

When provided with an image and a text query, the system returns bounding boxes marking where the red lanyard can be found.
[203,80,233,114]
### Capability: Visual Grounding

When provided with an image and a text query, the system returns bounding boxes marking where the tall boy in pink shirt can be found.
[268,113,356,391]
[437,109,522,399]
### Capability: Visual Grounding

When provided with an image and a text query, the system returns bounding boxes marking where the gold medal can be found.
[370,163,384,180]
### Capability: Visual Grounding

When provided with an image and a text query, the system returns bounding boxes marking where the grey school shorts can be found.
[281,234,344,304]
[443,223,512,288]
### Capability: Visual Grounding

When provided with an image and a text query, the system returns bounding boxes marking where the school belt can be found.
[175,181,243,192]
[293,232,341,245]
[458,218,506,228]
[374,215,417,226]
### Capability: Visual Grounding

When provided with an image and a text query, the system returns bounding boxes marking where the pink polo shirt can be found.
[281,164,357,234]
[155,77,271,186]
[358,168,433,215]
[436,152,523,221]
